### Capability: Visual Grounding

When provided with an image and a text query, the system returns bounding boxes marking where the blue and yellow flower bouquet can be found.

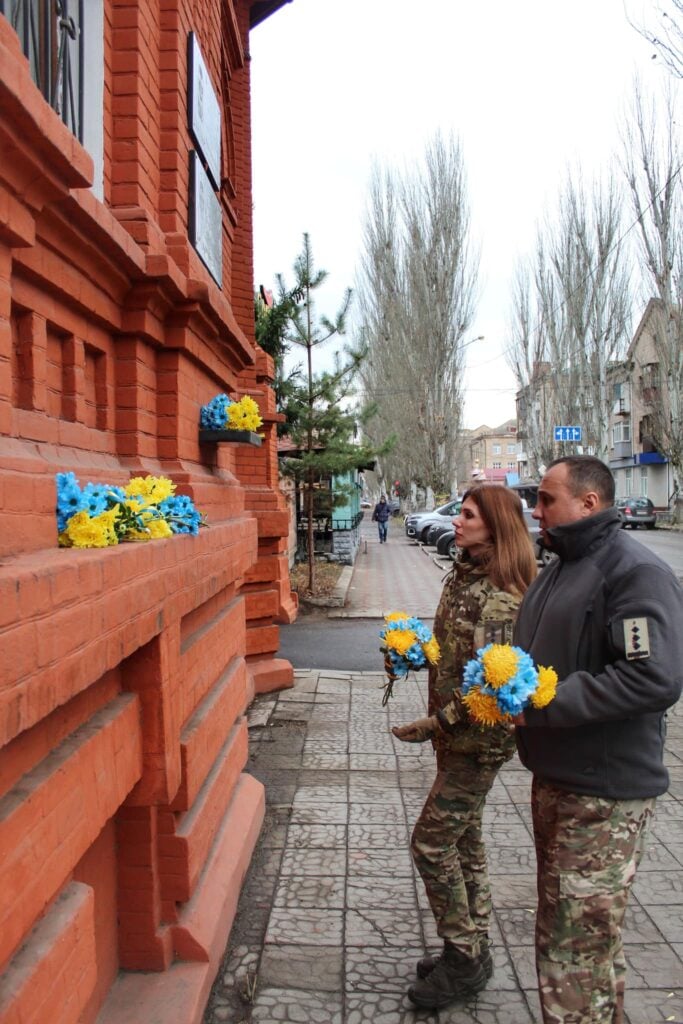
[379,611,440,704]
[200,393,263,432]
[461,643,557,725]
[56,472,205,549]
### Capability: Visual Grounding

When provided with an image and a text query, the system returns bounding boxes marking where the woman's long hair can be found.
[461,484,537,596]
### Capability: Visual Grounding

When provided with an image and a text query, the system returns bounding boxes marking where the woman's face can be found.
[454,497,492,556]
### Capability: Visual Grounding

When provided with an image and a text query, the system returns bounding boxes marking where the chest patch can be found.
[622,617,651,660]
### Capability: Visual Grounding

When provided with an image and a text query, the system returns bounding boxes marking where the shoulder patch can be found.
[622,617,650,660]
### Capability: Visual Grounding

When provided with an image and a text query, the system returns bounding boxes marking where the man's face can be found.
[532,463,595,537]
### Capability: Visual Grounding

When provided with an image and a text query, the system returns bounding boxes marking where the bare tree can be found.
[508,172,631,468]
[622,83,683,512]
[626,0,683,78]
[357,133,479,499]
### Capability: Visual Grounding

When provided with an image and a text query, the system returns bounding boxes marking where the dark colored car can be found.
[615,497,657,529]
[425,520,454,546]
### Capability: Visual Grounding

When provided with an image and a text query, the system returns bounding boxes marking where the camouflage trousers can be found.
[411,757,500,959]
[532,778,656,1024]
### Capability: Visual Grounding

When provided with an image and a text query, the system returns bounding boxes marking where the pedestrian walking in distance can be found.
[513,456,683,1024]
[392,485,537,1010]
[372,494,391,543]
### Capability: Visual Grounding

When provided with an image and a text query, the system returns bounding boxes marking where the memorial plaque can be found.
[189,151,223,287]
[188,32,222,190]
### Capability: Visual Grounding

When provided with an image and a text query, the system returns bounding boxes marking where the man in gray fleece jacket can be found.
[513,455,683,1024]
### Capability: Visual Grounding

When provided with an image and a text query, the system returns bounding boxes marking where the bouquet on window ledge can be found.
[56,472,205,549]
[461,643,557,725]
[200,393,263,433]
[379,611,440,705]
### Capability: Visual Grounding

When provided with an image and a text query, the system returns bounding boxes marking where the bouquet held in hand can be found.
[379,611,440,705]
[462,643,557,726]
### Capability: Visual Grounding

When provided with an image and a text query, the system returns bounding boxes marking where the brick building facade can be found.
[0,2,295,1021]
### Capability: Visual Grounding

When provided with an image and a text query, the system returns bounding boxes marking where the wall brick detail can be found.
[0,2,295,1020]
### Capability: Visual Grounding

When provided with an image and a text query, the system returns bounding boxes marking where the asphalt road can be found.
[278,613,428,671]
[622,524,683,577]
[278,526,683,670]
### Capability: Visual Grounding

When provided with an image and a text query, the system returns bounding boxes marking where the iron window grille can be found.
[1,0,84,142]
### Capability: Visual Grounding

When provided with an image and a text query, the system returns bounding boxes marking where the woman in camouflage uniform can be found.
[392,484,537,1011]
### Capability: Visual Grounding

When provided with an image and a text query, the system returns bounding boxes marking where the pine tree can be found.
[261,234,388,592]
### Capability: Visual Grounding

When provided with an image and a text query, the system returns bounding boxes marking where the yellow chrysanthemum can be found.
[385,611,410,623]
[422,637,441,665]
[481,643,520,690]
[124,475,175,503]
[227,395,263,432]
[146,519,173,539]
[384,628,418,657]
[530,666,558,708]
[65,510,113,549]
[462,687,508,726]
[94,507,120,544]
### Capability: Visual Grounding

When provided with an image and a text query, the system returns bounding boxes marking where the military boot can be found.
[416,937,493,981]
[408,944,487,1009]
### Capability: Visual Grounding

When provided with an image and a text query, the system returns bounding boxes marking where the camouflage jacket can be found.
[429,557,520,769]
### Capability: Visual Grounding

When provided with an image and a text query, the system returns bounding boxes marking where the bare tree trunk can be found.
[508,171,631,468]
[357,133,478,496]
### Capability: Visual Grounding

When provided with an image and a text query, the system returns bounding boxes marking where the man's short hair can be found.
[548,455,615,506]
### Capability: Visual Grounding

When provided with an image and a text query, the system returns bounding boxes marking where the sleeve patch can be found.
[622,617,651,660]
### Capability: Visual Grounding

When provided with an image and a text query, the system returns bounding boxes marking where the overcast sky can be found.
[249,0,668,429]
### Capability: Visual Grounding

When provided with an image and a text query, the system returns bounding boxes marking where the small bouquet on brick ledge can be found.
[56,473,205,549]
[200,393,263,433]
[461,643,557,725]
[379,611,440,705]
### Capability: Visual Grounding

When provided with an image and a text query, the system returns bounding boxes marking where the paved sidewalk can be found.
[333,514,448,618]
[203,670,683,1024]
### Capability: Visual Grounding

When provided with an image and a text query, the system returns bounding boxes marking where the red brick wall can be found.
[0,2,295,1022]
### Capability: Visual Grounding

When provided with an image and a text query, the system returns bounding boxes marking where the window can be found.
[492,444,501,455]
[640,466,648,497]
[507,461,516,470]
[612,421,631,445]
[1,0,85,141]
[507,443,517,454]
[1,0,104,197]
[625,469,632,496]
[492,461,501,470]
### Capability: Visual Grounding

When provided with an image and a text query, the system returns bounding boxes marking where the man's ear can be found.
[583,490,601,514]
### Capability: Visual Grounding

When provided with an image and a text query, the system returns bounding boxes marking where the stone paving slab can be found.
[203,670,683,1024]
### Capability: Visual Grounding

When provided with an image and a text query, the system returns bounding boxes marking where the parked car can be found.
[615,497,657,529]
[425,520,454,546]
[360,499,372,509]
[405,499,461,541]
[436,528,457,560]
[436,508,555,566]
[387,498,401,516]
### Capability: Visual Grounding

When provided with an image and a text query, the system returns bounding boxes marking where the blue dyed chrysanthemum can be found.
[200,393,233,430]
[159,494,203,535]
[56,472,86,531]
[81,482,112,517]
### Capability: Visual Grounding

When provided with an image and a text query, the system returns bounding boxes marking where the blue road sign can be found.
[554,426,582,443]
